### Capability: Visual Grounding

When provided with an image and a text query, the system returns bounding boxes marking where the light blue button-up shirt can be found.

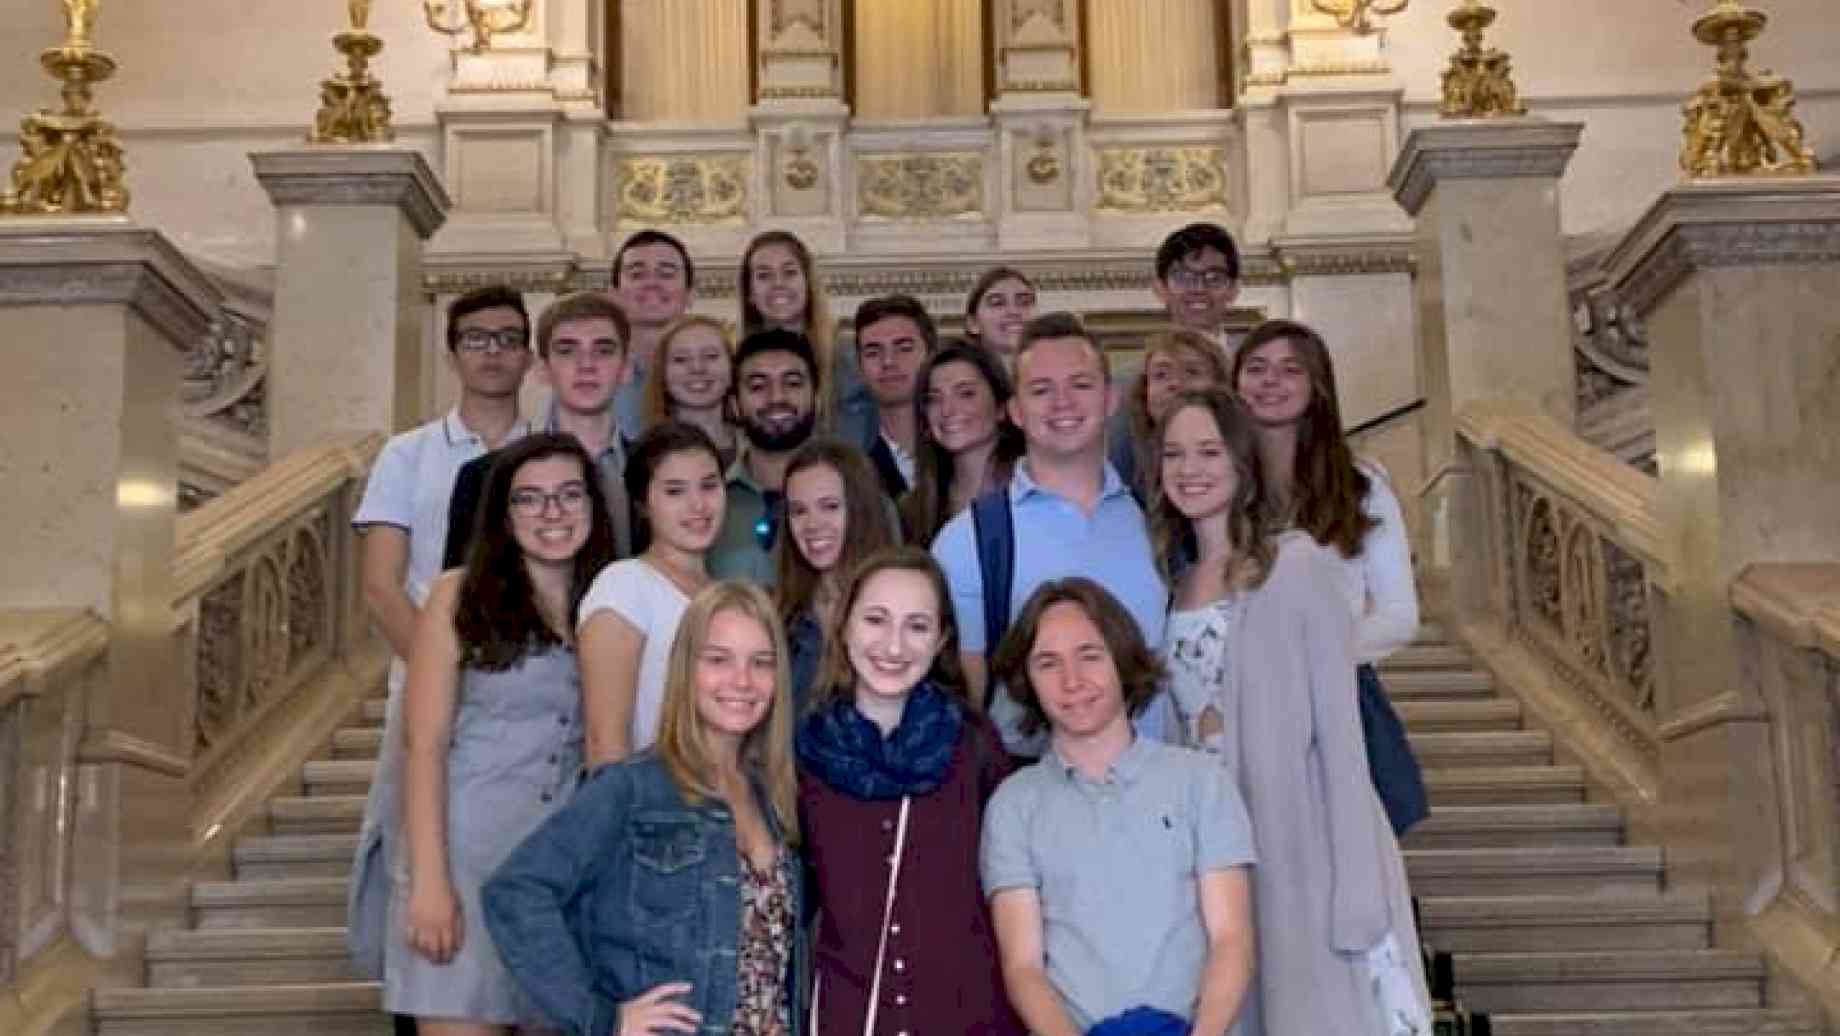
[931,459,1173,752]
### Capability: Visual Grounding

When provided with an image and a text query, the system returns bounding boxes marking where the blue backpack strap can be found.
[969,488,1015,665]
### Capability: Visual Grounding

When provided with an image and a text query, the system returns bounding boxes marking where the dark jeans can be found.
[1358,663,1430,836]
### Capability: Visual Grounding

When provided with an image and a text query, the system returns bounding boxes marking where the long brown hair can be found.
[808,546,968,710]
[1147,389,1276,592]
[774,440,897,621]
[653,580,801,847]
[1232,319,1375,557]
[643,314,735,429]
[741,230,836,420]
[454,434,618,670]
[988,578,1166,736]
[903,341,1026,545]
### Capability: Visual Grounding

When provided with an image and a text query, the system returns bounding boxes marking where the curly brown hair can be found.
[1231,319,1375,557]
[989,578,1166,736]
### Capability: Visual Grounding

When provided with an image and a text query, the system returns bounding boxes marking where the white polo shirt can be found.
[352,408,532,613]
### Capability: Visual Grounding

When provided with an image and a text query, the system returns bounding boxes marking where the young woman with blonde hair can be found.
[484,580,806,1036]
[1110,327,1233,497]
[643,314,741,468]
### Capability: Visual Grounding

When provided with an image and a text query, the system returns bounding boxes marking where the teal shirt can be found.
[708,455,777,587]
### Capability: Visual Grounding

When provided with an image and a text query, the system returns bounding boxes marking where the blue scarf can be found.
[796,682,964,801]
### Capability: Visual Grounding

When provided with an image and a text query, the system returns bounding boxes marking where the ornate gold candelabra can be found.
[1310,0,1409,34]
[1439,0,1526,118]
[423,0,533,53]
[311,0,395,143]
[1679,0,1817,177]
[2,0,129,215]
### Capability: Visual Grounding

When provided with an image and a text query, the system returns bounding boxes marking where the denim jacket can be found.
[482,752,809,1036]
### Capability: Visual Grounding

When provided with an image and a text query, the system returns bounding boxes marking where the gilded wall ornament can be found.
[1,0,128,215]
[423,0,532,53]
[1438,0,1526,118]
[1679,0,1817,177]
[1094,147,1229,214]
[1310,0,1408,34]
[310,3,395,145]
[771,0,828,38]
[857,154,983,221]
[615,156,748,225]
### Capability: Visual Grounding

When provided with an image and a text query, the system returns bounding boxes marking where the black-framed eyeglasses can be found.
[509,485,589,517]
[1167,268,1233,290]
[456,328,531,353]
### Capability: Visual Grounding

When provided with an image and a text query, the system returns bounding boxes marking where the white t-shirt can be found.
[576,558,690,752]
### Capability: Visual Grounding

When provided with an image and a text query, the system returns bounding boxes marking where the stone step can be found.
[1423,765,1588,806]
[1417,893,1710,952]
[331,727,383,760]
[1452,949,1766,1013]
[94,982,388,1036]
[145,927,358,988]
[301,759,375,796]
[269,794,364,835]
[235,834,358,880]
[358,698,385,726]
[1403,804,1624,849]
[1380,670,1498,700]
[1409,730,1552,768]
[1403,846,1663,897]
[1484,1008,1822,1035]
[1412,622,1450,645]
[1395,698,1523,732]
[192,877,347,929]
[1379,643,1475,670]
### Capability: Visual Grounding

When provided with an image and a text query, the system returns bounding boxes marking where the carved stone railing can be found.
[178,263,274,509]
[1730,565,1840,1018]
[171,433,381,838]
[1565,236,1654,472]
[1452,401,1671,799]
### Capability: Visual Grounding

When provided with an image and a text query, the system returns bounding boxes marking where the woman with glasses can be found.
[390,433,617,1036]
[578,422,726,769]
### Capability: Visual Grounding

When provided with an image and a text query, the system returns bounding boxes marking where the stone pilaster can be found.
[252,148,450,456]
[1601,174,1840,935]
[1389,119,1582,496]
[991,0,1083,96]
[986,0,1091,251]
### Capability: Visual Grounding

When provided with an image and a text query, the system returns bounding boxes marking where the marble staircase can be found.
[92,627,1825,1035]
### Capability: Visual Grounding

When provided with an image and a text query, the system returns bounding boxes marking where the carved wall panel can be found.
[856,153,984,221]
[1094,146,1229,213]
[613,155,749,226]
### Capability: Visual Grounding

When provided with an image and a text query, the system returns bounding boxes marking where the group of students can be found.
[344,222,1433,1036]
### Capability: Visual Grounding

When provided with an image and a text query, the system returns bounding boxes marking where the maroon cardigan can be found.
[798,714,1025,1036]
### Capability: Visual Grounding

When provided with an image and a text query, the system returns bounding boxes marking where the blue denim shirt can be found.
[483,753,808,1036]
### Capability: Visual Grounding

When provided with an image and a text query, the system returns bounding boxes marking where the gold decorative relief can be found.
[771,0,828,37]
[1012,0,1068,33]
[1439,0,1526,118]
[310,0,395,144]
[1679,0,1817,177]
[615,155,748,226]
[1094,147,1228,214]
[857,154,983,221]
[1311,0,1408,34]
[423,0,533,53]
[2,0,128,215]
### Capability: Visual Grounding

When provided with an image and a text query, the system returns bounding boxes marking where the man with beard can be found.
[708,328,820,585]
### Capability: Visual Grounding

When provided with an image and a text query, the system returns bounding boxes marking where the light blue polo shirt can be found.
[981,736,1257,1030]
[931,460,1173,751]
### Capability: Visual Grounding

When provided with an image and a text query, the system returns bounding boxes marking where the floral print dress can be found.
[732,850,796,1036]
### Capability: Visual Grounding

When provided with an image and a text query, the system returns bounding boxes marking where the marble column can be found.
[989,0,1090,250]
[0,220,220,961]
[1601,174,1840,929]
[1389,119,1583,494]
[252,148,451,457]
[752,0,850,252]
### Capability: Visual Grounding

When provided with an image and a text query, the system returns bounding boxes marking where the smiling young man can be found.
[981,578,1256,1036]
[1152,223,1242,351]
[853,294,939,498]
[609,230,695,440]
[708,328,821,586]
[931,312,1173,754]
[444,292,634,567]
